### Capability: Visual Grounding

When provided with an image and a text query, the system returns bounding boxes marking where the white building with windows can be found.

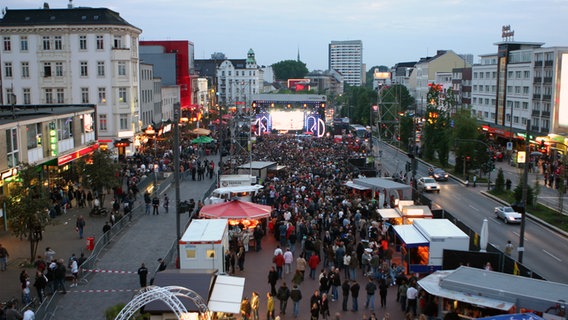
[328,40,363,87]
[470,43,568,135]
[0,5,142,153]
[216,49,263,113]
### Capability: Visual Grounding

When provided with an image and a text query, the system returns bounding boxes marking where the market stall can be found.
[179,219,229,271]
[199,199,272,250]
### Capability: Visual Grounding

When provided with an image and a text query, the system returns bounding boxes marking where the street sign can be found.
[506,141,513,151]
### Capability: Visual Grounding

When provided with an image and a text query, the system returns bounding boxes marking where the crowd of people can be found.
[230,134,439,320]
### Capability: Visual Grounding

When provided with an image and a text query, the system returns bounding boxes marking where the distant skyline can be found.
[4,0,568,71]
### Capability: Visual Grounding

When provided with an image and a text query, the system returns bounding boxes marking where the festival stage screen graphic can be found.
[270,111,305,131]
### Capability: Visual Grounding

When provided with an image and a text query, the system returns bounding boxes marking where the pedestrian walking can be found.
[138,263,148,287]
[152,195,160,215]
[268,266,278,296]
[341,279,350,311]
[75,215,86,239]
[240,296,251,320]
[251,291,260,320]
[237,245,246,271]
[277,282,290,315]
[266,292,275,320]
[144,191,151,215]
[351,280,360,312]
[290,284,302,318]
[163,195,169,213]
[54,259,67,294]
[365,277,377,311]
[320,293,330,320]
[406,284,418,317]
[70,257,79,287]
[283,248,293,274]
[0,243,9,271]
[504,240,514,256]
[33,270,47,303]
[379,277,388,308]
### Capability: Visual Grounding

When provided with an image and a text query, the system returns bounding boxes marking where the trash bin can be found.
[86,236,95,251]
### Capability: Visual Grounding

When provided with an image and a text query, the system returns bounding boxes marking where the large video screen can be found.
[270,110,305,131]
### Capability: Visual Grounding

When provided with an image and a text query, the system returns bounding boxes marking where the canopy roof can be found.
[393,224,429,247]
[377,208,401,219]
[199,200,272,219]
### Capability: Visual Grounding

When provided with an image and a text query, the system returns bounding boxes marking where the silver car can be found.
[494,206,522,224]
[417,177,440,193]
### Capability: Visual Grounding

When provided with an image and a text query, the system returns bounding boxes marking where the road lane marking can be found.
[468,205,479,212]
[542,249,562,262]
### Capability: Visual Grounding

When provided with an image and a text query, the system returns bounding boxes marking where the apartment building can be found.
[328,40,363,87]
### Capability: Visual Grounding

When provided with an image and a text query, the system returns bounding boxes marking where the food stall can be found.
[394,219,470,274]
[399,205,433,224]
[179,219,229,271]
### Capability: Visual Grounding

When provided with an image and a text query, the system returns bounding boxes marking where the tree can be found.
[513,183,534,207]
[271,60,308,81]
[7,163,51,263]
[451,108,487,175]
[495,168,505,193]
[77,148,121,203]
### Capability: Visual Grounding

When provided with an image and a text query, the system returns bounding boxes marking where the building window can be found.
[57,118,72,140]
[80,61,88,77]
[55,62,63,77]
[54,36,62,50]
[98,87,107,104]
[515,71,521,78]
[113,35,123,49]
[44,88,53,104]
[21,62,29,78]
[23,88,31,104]
[79,35,87,50]
[20,36,28,51]
[119,113,129,130]
[523,86,529,95]
[118,61,126,76]
[99,114,108,131]
[3,36,11,51]
[96,35,104,50]
[56,88,65,103]
[43,62,52,77]
[42,36,51,50]
[4,62,13,78]
[6,88,15,105]
[6,128,19,168]
[97,61,105,76]
[119,87,127,103]
[27,123,41,149]
[81,87,89,104]
[524,71,530,78]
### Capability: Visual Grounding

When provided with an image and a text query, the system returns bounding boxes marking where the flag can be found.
[513,262,520,275]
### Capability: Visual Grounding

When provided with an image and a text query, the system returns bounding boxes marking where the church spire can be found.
[297,46,301,62]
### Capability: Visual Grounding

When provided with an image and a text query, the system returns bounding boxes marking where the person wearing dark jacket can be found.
[290,284,303,317]
[268,266,278,296]
[350,280,360,312]
[54,259,67,294]
[277,282,290,315]
[341,279,350,311]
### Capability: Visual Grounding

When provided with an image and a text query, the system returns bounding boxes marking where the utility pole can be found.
[173,102,181,267]
[518,119,530,263]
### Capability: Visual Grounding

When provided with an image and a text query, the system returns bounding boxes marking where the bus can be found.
[349,124,370,142]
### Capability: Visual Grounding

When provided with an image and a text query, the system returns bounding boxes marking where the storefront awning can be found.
[419,270,515,311]
[344,180,370,190]
[393,224,429,247]
[208,275,245,314]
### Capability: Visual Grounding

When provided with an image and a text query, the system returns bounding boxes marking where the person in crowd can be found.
[250,291,260,320]
[138,263,148,287]
[290,284,302,318]
[0,243,9,271]
[277,281,290,315]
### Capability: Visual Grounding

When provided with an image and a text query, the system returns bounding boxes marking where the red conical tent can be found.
[199,200,272,219]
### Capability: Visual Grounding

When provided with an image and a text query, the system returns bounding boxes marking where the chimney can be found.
[68,0,73,9]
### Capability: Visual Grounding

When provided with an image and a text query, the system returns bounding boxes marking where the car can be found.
[417,177,441,193]
[494,206,522,224]
[431,168,449,181]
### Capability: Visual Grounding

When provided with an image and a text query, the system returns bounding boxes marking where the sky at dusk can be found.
[4,0,568,71]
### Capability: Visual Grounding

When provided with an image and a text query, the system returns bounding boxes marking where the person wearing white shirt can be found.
[23,309,35,320]
[406,285,418,316]
[283,248,293,274]
[274,245,283,257]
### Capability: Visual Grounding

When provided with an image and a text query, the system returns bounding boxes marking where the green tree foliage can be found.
[400,115,414,151]
[271,60,308,81]
[77,148,120,203]
[451,108,487,175]
[7,163,51,262]
[513,183,535,207]
[340,86,377,125]
[495,168,505,193]
[422,105,450,165]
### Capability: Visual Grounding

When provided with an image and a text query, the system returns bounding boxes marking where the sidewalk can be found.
[48,155,217,319]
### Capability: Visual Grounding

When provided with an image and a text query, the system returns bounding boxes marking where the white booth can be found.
[179,219,229,271]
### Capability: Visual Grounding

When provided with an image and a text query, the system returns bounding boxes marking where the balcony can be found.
[531,110,541,117]
[542,94,552,100]
[533,77,542,83]
[541,111,550,118]
[531,125,540,132]
[544,60,554,67]
[543,77,553,83]
[534,61,543,67]
[533,94,541,99]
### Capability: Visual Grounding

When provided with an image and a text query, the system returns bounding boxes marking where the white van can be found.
[204,184,264,205]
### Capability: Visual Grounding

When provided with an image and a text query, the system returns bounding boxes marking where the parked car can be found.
[417,177,440,193]
[494,206,522,224]
[431,168,449,181]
